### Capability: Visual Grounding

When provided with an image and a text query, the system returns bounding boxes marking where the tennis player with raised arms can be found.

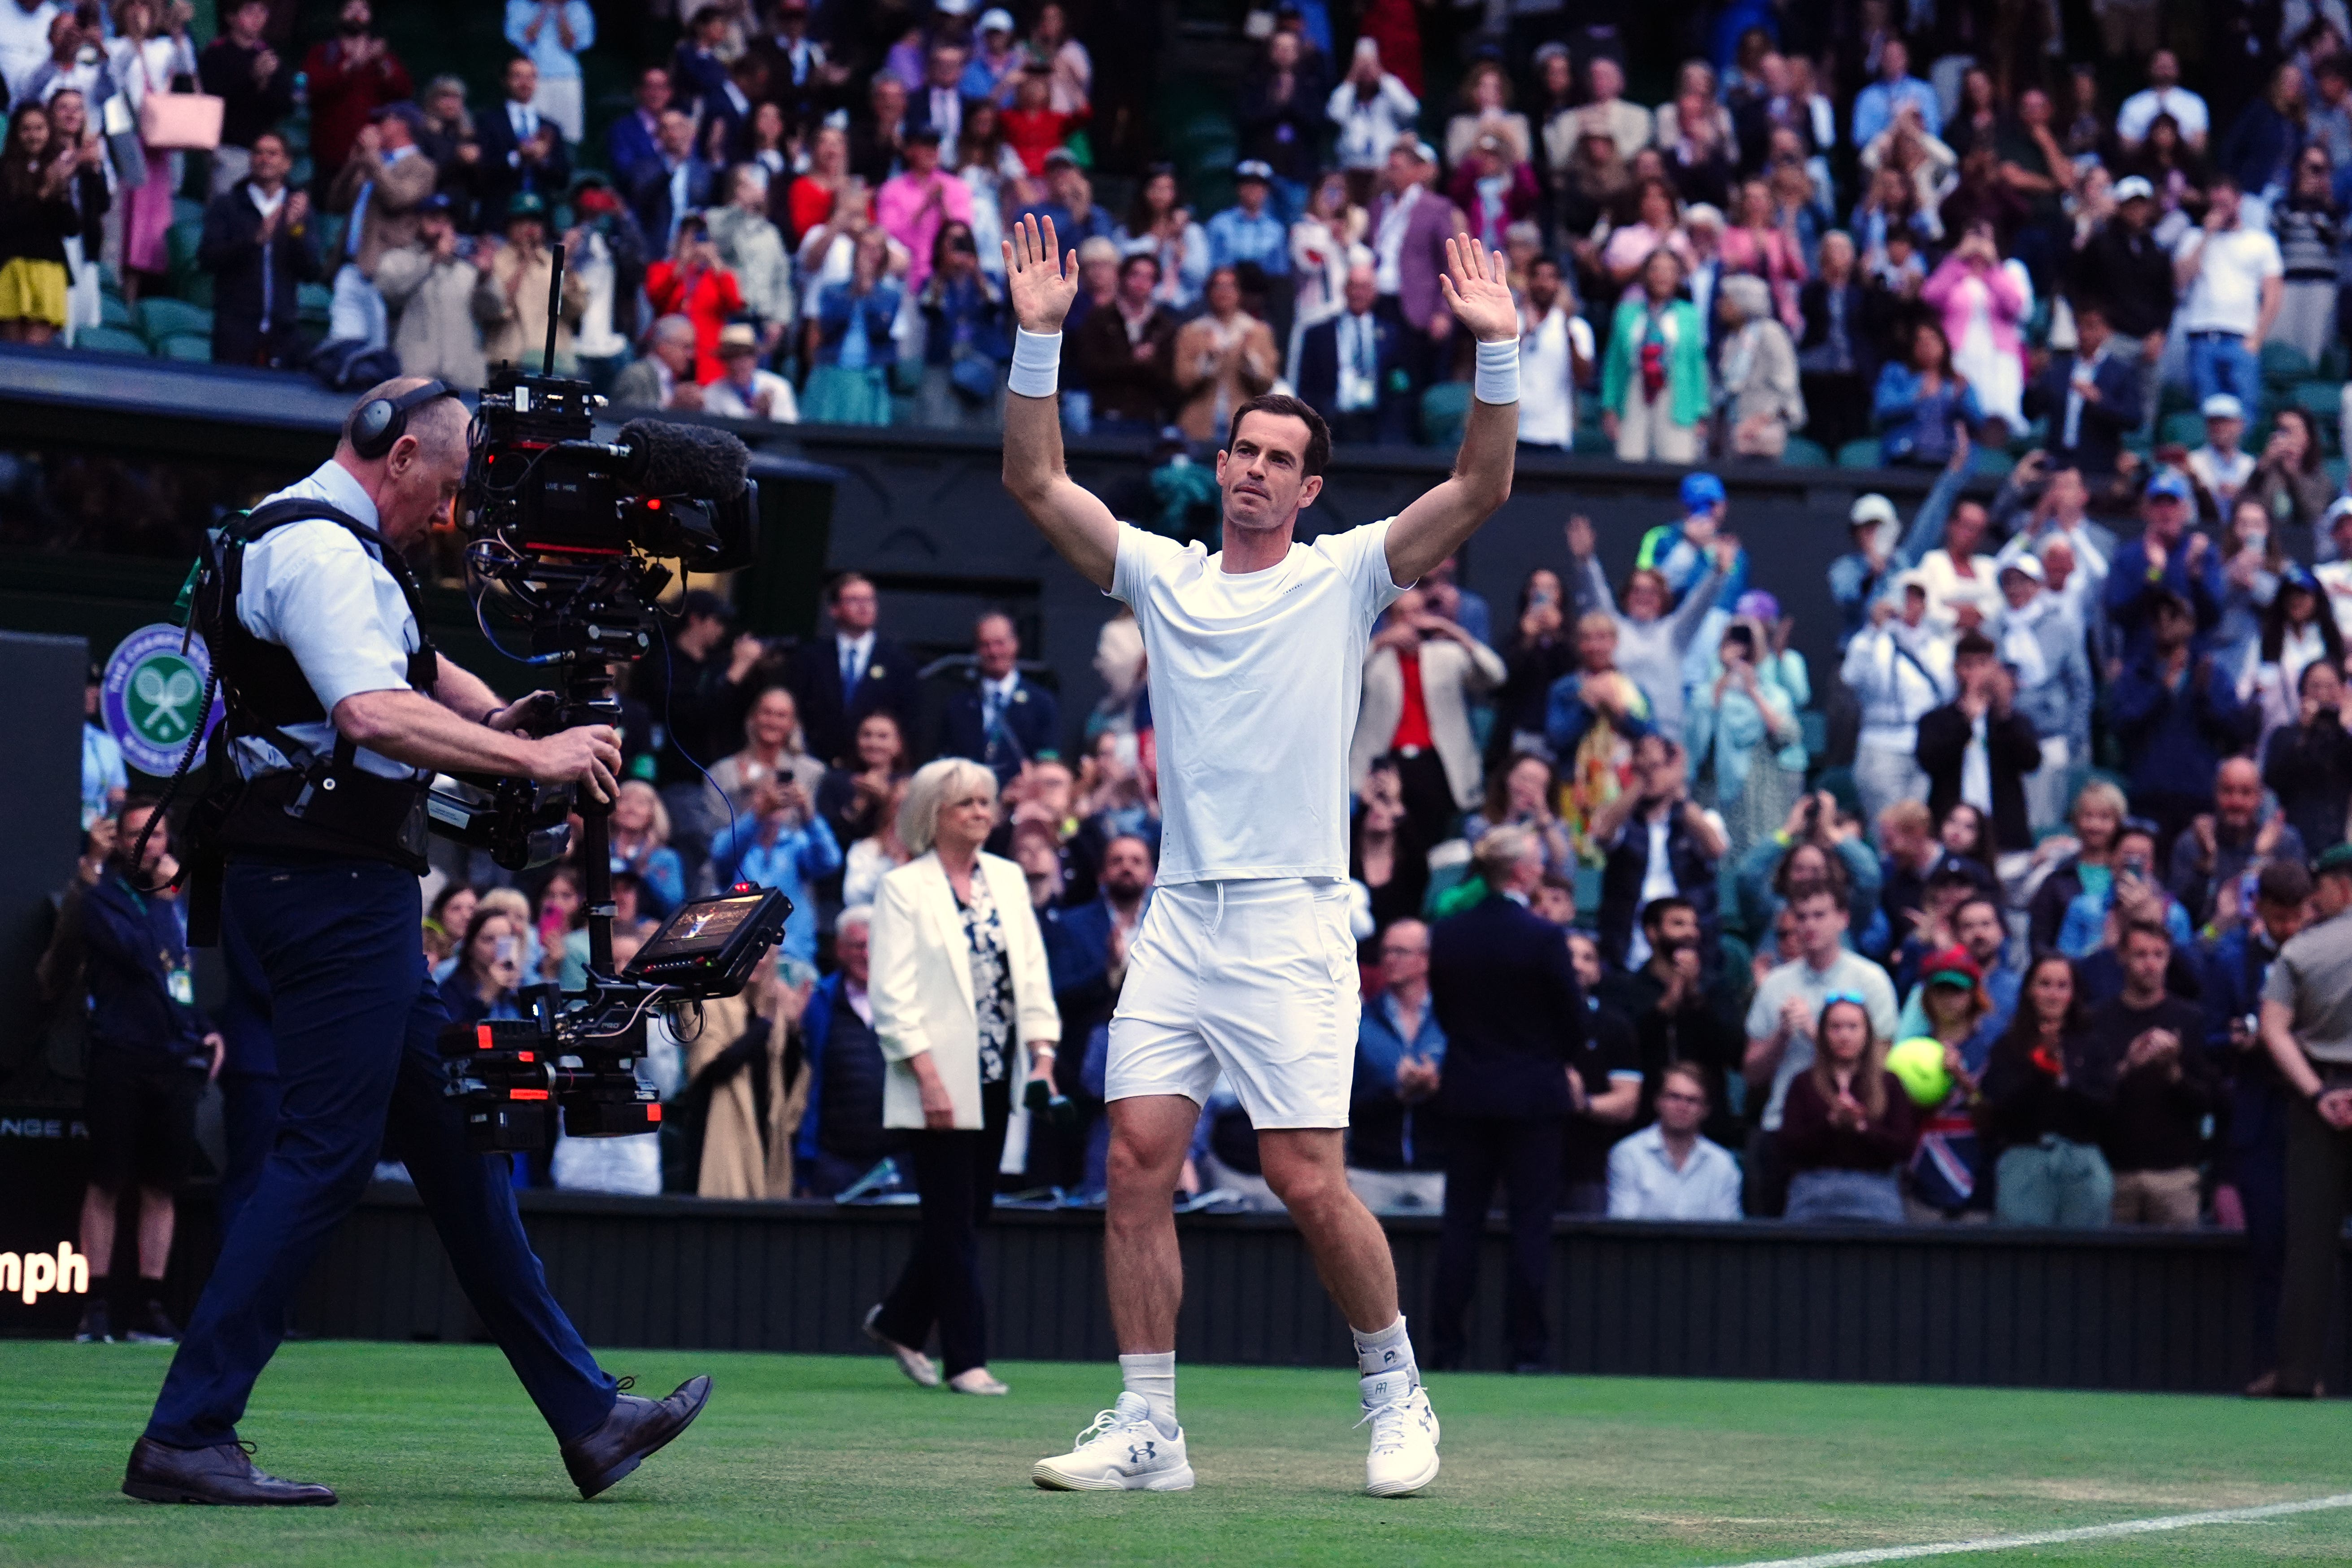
[997,213,1520,1497]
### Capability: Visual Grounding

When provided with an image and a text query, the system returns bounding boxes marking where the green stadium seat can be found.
[2159,410,2206,447]
[2292,379,2344,420]
[296,281,332,320]
[2261,340,2314,387]
[175,271,212,310]
[156,332,212,361]
[2156,379,2196,418]
[2323,342,2350,382]
[73,325,151,355]
[1571,422,1612,455]
[1836,439,1881,469]
[1969,445,2012,476]
[170,196,206,231]
[1781,436,1829,467]
[1420,381,1471,449]
[135,297,212,344]
[98,292,132,329]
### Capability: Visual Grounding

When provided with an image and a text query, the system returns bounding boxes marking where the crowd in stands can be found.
[37,2,2352,1390]
[3,1,2352,471]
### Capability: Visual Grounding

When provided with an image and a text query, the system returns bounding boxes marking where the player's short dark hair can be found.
[1226,393,1331,479]
[1119,250,1160,283]
[1785,878,1842,914]
[1954,631,1998,663]
[2121,918,2172,950]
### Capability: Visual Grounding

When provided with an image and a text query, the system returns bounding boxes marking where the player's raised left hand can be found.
[1438,233,1516,344]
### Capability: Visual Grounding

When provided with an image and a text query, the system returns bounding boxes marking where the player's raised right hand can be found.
[531,724,622,805]
[1003,214,1078,335]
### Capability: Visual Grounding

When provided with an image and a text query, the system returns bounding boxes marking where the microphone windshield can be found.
[618,418,751,500]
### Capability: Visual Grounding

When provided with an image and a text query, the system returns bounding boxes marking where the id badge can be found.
[167,967,194,1007]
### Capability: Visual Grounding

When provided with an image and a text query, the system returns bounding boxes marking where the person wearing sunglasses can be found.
[2270,143,2342,366]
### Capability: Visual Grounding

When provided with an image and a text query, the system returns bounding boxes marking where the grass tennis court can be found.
[8,1339,2352,1566]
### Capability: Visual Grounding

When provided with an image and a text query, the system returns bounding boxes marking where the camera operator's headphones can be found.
[349,380,461,461]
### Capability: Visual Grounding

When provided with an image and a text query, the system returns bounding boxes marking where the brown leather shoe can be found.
[122,1437,338,1506]
[560,1375,711,1500]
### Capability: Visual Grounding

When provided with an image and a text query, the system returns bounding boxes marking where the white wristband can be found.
[1008,328,1062,398]
[1473,337,1520,405]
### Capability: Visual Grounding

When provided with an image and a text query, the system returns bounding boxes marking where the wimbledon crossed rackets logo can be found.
[102,623,224,776]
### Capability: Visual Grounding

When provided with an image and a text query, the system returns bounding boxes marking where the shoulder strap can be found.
[231,497,440,693]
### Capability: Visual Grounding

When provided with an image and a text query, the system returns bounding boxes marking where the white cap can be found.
[1999,552,2045,583]
[1895,568,1930,594]
[977,6,1015,31]
[2327,495,2352,532]
[2113,175,2156,202]
[2201,392,2245,421]
[1849,493,1898,529]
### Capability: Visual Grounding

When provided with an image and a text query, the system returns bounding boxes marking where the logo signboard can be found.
[101,623,222,775]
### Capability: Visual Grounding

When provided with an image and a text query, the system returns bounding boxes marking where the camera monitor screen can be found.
[633,893,764,967]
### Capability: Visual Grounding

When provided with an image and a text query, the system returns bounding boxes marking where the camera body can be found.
[431,285,784,1150]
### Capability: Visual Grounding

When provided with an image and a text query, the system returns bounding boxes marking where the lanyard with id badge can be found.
[120,876,195,1009]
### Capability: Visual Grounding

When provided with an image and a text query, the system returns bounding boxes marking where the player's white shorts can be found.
[1105,877,1359,1129]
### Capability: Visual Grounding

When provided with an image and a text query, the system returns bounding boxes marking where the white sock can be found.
[1119,1351,1179,1438]
[1353,1314,1417,1386]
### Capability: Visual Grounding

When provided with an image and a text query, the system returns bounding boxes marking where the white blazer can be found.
[869,849,1060,1132]
[1348,635,1507,810]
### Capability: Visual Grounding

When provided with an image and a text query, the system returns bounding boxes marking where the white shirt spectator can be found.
[2117,84,2210,148]
[1839,616,1952,750]
[704,366,801,423]
[1745,950,1901,1131]
[0,0,60,103]
[2175,225,2283,337]
[2187,442,2256,510]
[1112,517,1407,885]
[1517,299,1593,449]
[1915,548,2003,637]
[1607,1123,1744,1220]
[1327,73,1419,172]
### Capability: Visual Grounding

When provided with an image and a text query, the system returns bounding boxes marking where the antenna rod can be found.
[540,241,566,377]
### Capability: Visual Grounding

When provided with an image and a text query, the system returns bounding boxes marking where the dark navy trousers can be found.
[145,859,617,1450]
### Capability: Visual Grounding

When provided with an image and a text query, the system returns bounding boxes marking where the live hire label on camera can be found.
[103,623,224,776]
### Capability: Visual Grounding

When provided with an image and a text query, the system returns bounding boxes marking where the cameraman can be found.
[76,797,222,1348]
[128,379,709,1507]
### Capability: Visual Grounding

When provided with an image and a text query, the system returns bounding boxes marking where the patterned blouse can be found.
[954,869,1015,1085]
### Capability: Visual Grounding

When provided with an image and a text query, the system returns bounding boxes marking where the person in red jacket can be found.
[643,214,745,383]
[301,0,411,188]
[1001,63,1083,176]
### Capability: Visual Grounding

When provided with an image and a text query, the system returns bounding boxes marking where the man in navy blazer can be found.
[786,572,920,766]
[2023,300,2143,480]
[627,107,717,254]
[474,57,574,231]
[607,67,671,192]
[936,612,1061,785]
[1295,261,1414,445]
[1423,827,1586,1371]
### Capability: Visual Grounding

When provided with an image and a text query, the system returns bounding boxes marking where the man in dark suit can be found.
[1295,259,1413,445]
[1916,631,2043,857]
[1424,827,1586,1372]
[628,106,716,255]
[904,40,969,156]
[607,67,671,192]
[849,74,910,187]
[786,572,921,767]
[2023,298,2144,479]
[936,612,1061,785]
[473,55,573,231]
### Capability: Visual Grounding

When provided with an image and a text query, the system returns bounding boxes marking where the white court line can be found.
[1716,1492,2352,1568]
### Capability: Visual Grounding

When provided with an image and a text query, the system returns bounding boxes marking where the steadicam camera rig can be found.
[435,243,792,1152]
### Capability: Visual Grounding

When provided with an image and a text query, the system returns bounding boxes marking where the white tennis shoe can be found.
[1031,1392,1195,1491]
[1359,1370,1440,1497]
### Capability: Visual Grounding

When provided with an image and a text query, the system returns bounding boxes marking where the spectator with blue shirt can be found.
[82,662,125,830]
[2107,588,2256,858]
[2103,472,2224,662]
[1348,918,1448,1213]
[1849,37,1940,151]
[1204,160,1291,277]
[709,769,844,968]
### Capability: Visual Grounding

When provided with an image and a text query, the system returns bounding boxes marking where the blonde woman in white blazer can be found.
[862,758,1059,1396]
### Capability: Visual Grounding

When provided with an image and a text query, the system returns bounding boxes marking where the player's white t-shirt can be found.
[1111,517,1408,885]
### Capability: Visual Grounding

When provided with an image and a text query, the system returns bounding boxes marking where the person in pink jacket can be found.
[1922,221,2030,429]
